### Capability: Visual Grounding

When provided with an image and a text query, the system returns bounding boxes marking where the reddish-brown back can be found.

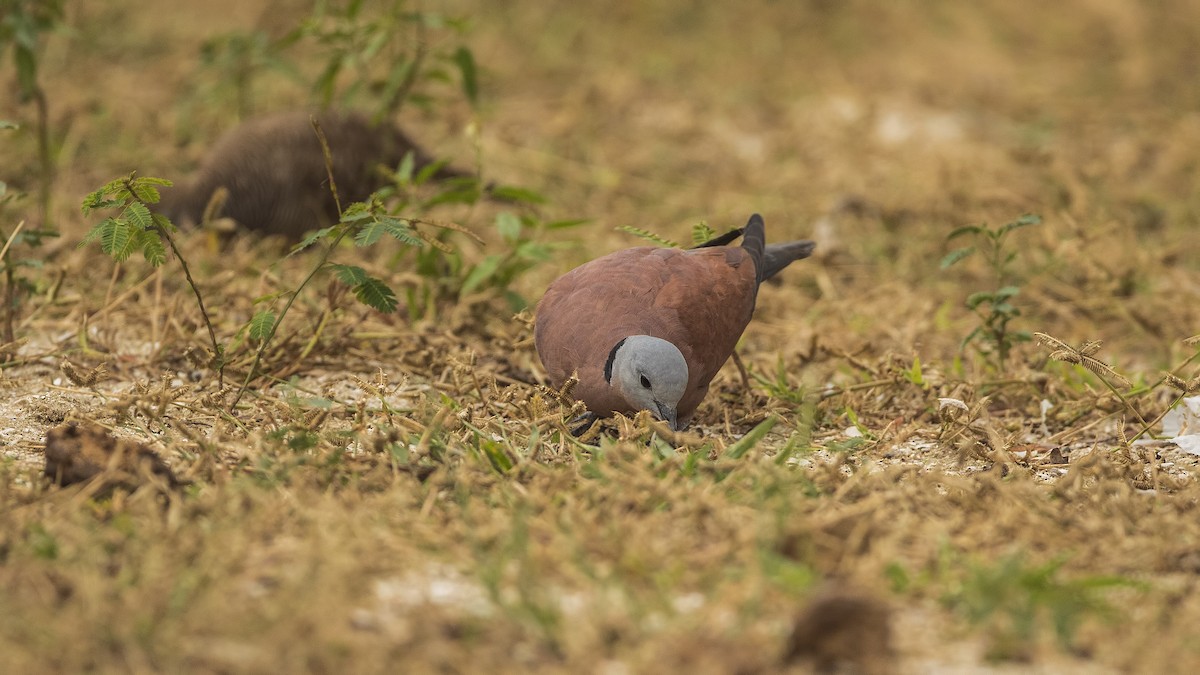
[534,244,758,423]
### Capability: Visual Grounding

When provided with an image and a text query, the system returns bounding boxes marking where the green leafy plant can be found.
[941,213,1041,371]
[902,355,926,387]
[460,211,582,310]
[752,357,808,405]
[195,29,302,120]
[0,0,64,225]
[226,117,567,407]
[285,196,425,314]
[185,2,573,321]
[1,1,64,355]
[288,0,581,319]
[295,0,479,120]
[2,119,58,355]
[941,552,1143,661]
[617,224,680,248]
[617,220,739,250]
[0,214,58,357]
[80,173,225,381]
[724,415,779,459]
[228,120,440,407]
[81,6,568,408]
[690,220,716,245]
[79,172,440,411]
[843,407,872,438]
[187,1,478,124]
[390,210,585,320]
[369,153,583,319]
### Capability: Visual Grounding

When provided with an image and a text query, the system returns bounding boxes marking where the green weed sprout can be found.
[80,173,225,382]
[197,29,301,119]
[189,1,478,123]
[1,0,65,352]
[80,4,572,408]
[2,120,60,354]
[941,552,1143,661]
[228,118,433,409]
[380,158,583,319]
[1,0,64,226]
[295,0,479,120]
[616,220,728,249]
[941,213,1041,371]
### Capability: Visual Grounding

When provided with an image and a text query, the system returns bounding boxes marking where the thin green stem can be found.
[1129,347,1200,443]
[228,116,348,412]
[155,224,223,384]
[227,229,350,412]
[126,179,225,386]
[1130,391,1185,444]
[380,18,427,121]
[34,87,53,228]
[2,264,13,350]
[0,220,25,349]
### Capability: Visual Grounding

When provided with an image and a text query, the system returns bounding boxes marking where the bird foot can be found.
[569,412,600,437]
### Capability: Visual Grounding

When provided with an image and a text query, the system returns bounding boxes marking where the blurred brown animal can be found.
[157,110,472,239]
[44,421,179,492]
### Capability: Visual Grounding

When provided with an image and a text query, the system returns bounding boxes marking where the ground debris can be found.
[783,586,893,674]
[43,421,180,492]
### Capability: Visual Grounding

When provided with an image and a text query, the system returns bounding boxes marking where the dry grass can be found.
[3,0,1200,672]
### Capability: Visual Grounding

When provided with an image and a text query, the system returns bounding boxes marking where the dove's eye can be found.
[640,375,651,388]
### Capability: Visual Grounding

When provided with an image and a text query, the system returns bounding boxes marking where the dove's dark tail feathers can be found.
[693,227,744,249]
[761,240,816,282]
[740,213,767,284]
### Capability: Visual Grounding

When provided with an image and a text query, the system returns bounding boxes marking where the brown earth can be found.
[3,0,1200,672]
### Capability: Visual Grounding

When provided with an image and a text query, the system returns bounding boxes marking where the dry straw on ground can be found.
[3,0,1200,672]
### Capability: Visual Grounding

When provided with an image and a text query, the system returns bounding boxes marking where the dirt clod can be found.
[783,587,893,674]
[43,421,179,491]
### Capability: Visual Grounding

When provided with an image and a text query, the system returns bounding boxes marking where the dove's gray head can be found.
[606,335,689,430]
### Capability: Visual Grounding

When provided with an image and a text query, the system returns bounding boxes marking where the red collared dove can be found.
[535,214,815,430]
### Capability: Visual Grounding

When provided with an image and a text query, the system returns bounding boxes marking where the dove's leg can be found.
[569,412,600,437]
